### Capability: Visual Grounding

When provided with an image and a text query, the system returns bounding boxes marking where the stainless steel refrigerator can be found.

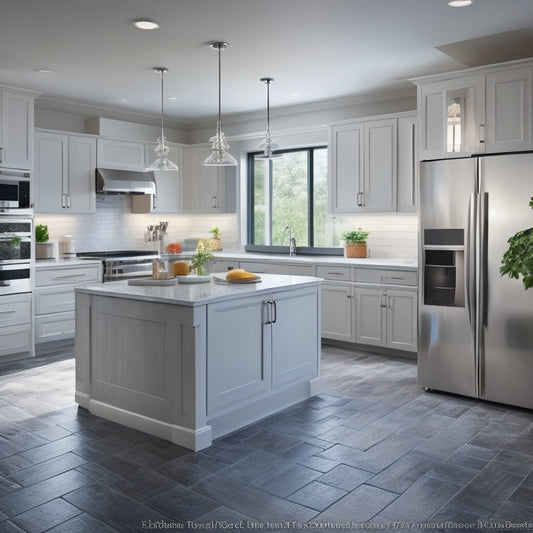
[418,152,533,409]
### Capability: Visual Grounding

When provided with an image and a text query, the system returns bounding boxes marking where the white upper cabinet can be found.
[418,74,485,159]
[34,131,96,213]
[0,90,34,170]
[96,138,145,171]
[329,114,405,213]
[131,143,182,213]
[415,60,533,160]
[363,118,397,212]
[485,67,532,153]
[181,146,228,213]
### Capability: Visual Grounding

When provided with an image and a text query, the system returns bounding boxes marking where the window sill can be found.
[244,245,343,256]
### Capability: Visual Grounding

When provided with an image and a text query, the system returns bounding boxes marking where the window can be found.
[247,146,328,249]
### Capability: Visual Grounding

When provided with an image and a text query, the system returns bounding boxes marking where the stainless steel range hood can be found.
[96,168,156,195]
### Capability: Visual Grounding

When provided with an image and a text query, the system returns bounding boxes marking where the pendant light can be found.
[204,42,237,167]
[256,77,281,160]
[147,67,178,172]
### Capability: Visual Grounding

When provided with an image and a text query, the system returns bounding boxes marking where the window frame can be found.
[246,145,342,256]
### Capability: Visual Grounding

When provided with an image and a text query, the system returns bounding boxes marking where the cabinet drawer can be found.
[35,265,101,286]
[35,312,75,343]
[355,269,417,286]
[0,323,32,357]
[35,286,75,315]
[0,293,31,327]
[316,266,352,281]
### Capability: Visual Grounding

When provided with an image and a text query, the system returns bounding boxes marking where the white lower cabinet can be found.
[207,286,319,415]
[0,292,32,359]
[239,261,314,276]
[35,262,101,344]
[320,282,354,342]
[355,285,417,352]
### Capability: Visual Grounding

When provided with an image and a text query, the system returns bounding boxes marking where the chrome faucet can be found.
[286,226,296,256]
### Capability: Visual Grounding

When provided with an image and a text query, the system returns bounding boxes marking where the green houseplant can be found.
[208,226,222,251]
[342,228,370,258]
[500,197,533,290]
[191,241,214,276]
[35,224,49,243]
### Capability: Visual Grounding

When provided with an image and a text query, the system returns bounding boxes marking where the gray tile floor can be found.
[0,344,532,532]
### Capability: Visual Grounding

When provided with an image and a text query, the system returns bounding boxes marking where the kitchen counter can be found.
[35,258,102,269]
[75,273,321,307]
[75,273,321,450]
[211,251,417,271]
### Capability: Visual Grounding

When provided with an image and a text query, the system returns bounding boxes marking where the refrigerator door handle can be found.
[466,191,478,396]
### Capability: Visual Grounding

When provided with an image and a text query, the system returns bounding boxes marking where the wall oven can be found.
[0,214,32,295]
[0,169,31,213]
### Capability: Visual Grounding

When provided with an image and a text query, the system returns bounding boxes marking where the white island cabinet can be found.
[75,274,321,451]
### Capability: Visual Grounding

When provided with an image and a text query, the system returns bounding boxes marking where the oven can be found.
[0,169,31,213]
[77,250,158,282]
[0,214,33,295]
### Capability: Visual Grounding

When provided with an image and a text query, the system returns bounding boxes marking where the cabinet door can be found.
[386,289,417,352]
[329,123,363,212]
[34,131,68,213]
[363,119,397,211]
[96,139,145,171]
[182,147,226,213]
[207,295,270,415]
[485,67,532,153]
[68,136,96,213]
[0,91,33,170]
[321,282,354,342]
[419,75,485,159]
[355,287,385,346]
[271,287,319,388]
[397,115,417,212]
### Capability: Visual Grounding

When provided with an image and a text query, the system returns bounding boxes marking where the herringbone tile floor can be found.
[0,344,532,532]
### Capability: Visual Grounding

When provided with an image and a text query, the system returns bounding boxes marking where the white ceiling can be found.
[1,0,533,124]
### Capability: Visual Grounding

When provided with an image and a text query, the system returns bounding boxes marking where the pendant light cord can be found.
[160,69,165,139]
[217,44,222,138]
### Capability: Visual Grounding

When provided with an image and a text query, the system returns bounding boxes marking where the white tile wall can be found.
[36,196,417,260]
[35,195,240,254]
[329,213,418,260]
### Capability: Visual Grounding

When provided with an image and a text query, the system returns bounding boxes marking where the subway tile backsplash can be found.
[36,196,417,260]
[35,195,240,254]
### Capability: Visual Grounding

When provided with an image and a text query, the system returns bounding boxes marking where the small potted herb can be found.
[0,236,22,261]
[500,197,533,290]
[35,224,55,260]
[208,226,222,251]
[342,228,370,258]
[191,241,214,276]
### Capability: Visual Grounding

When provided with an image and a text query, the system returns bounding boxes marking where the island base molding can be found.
[75,392,213,451]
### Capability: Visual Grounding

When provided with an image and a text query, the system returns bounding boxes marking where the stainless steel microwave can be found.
[0,169,31,211]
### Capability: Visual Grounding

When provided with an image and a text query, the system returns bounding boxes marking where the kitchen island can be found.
[74,274,322,450]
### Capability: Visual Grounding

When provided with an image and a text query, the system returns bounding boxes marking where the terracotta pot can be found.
[344,243,367,258]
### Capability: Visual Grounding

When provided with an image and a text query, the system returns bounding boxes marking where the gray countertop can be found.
[35,258,102,269]
[75,273,321,307]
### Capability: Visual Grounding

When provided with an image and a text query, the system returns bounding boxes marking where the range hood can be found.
[96,168,156,195]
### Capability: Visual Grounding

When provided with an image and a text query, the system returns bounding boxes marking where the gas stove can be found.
[77,250,158,282]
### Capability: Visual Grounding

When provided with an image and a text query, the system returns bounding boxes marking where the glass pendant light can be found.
[204,42,237,167]
[147,67,178,172]
[256,77,281,160]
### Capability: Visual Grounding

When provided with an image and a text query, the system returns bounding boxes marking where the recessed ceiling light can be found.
[290,92,301,97]
[133,19,159,30]
[168,97,178,101]
[448,0,473,6]
[34,68,52,73]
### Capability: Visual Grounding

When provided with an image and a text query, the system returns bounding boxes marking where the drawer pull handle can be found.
[0,309,16,314]
[53,274,87,280]
[327,272,344,276]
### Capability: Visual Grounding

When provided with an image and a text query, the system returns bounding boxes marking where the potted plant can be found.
[342,228,370,258]
[500,197,533,290]
[191,241,214,276]
[35,224,55,259]
[0,236,21,261]
[208,226,222,251]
